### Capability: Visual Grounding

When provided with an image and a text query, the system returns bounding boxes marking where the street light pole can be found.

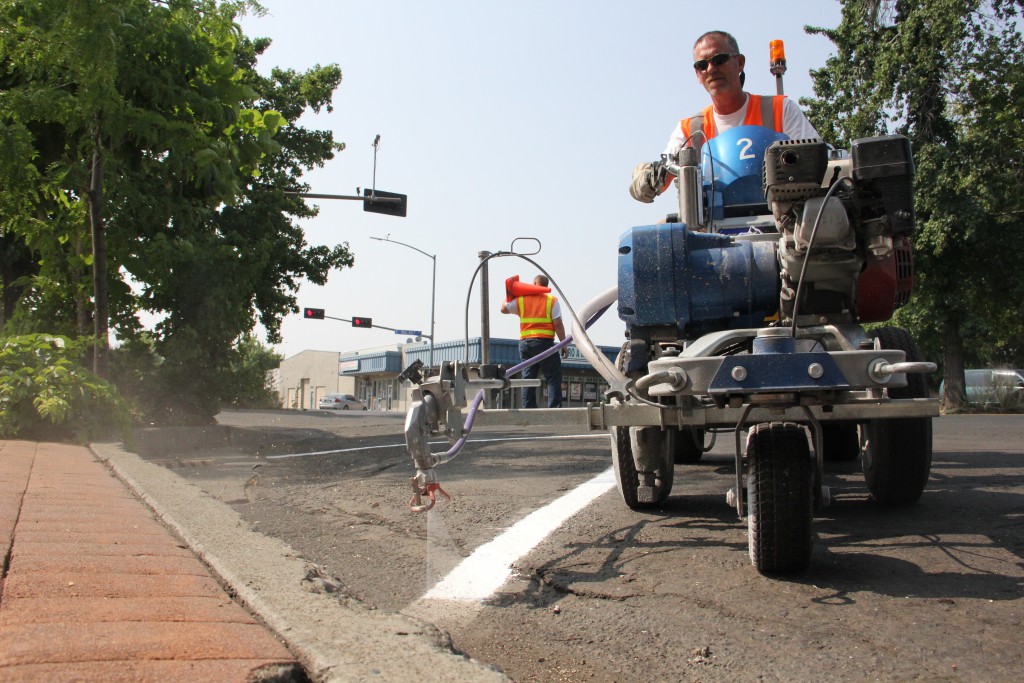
[370,236,436,369]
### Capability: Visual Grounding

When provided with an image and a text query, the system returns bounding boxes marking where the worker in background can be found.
[500,275,566,408]
[630,29,820,203]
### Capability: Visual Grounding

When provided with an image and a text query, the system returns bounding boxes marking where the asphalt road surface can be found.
[132,409,1024,682]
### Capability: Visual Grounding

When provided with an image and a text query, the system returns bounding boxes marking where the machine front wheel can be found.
[610,426,674,509]
[861,326,933,505]
[746,422,813,574]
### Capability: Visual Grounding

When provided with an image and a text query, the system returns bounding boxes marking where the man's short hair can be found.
[534,275,549,287]
[693,30,740,54]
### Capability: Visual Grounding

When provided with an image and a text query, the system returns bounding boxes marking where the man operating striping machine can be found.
[399,39,938,574]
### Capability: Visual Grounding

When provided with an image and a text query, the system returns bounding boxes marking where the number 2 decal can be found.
[737,138,755,160]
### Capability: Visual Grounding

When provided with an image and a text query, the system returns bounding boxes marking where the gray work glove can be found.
[629,160,666,203]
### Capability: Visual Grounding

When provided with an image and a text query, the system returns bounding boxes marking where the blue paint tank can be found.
[617,223,779,338]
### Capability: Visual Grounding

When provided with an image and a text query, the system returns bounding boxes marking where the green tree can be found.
[1,0,354,425]
[221,334,283,408]
[804,0,1024,412]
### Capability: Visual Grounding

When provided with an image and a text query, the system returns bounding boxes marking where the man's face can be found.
[693,36,745,100]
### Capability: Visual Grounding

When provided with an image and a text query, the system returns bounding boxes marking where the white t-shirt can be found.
[504,297,561,319]
[662,94,820,159]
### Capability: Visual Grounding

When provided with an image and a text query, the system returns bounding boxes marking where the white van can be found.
[962,369,1024,405]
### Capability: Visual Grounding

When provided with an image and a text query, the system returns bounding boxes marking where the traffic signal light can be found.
[304,307,325,319]
[362,189,407,217]
[352,316,373,328]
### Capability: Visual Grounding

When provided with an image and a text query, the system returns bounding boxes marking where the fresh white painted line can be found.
[422,465,616,602]
[265,433,609,460]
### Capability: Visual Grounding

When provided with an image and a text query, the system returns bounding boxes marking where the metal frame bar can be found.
[444,396,938,432]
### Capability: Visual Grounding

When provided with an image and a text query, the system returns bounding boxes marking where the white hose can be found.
[571,285,628,391]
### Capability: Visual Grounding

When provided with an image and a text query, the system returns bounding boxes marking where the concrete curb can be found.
[91,442,508,683]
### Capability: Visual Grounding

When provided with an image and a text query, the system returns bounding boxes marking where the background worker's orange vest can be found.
[518,294,557,339]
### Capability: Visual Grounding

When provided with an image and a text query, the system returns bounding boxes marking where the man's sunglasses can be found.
[693,53,738,72]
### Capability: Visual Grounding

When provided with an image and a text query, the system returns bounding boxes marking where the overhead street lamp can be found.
[370,236,436,369]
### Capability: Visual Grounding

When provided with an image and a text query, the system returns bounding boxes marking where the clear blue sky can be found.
[238,1,844,359]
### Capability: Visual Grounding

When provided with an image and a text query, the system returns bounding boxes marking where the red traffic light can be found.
[304,307,325,319]
[352,317,373,328]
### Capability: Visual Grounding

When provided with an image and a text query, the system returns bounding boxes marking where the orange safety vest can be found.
[680,93,786,151]
[662,94,787,193]
[517,294,557,339]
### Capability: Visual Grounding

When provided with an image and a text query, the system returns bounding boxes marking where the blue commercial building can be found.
[333,336,620,411]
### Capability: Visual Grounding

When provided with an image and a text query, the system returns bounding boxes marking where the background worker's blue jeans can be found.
[520,338,563,408]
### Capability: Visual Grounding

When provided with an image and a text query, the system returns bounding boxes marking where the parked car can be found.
[940,369,1024,406]
[318,393,367,410]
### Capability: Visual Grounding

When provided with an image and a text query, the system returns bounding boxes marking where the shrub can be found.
[0,334,131,442]
[980,374,1024,413]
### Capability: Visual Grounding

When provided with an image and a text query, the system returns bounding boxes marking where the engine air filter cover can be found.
[851,135,914,180]
[851,134,916,234]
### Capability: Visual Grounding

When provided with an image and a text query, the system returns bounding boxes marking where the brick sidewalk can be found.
[0,440,303,681]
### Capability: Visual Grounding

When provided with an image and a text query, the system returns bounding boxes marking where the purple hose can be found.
[506,335,573,377]
[434,389,486,465]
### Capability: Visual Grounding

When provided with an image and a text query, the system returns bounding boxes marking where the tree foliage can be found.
[221,333,283,409]
[0,0,354,427]
[0,334,130,441]
[804,0,1024,411]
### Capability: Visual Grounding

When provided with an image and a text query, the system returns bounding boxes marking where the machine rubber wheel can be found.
[610,426,640,509]
[672,427,705,464]
[861,326,933,505]
[610,425,674,510]
[746,422,813,574]
[821,422,859,462]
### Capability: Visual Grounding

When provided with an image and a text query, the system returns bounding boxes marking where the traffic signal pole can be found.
[283,136,407,216]
[305,311,433,340]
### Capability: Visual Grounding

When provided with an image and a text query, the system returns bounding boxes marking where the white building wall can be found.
[276,350,355,410]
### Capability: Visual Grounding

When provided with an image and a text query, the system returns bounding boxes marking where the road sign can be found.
[394,329,422,336]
